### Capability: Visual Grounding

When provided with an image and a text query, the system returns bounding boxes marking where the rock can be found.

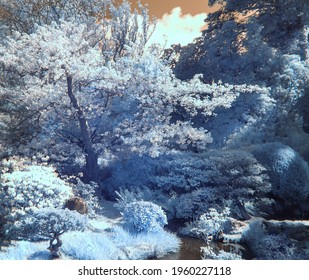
[64,197,88,214]
[223,218,249,243]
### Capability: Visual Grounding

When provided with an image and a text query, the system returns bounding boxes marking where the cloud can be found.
[149,7,207,48]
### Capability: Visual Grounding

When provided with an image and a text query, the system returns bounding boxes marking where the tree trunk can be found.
[302,87,309,134]
[66,76,100,183]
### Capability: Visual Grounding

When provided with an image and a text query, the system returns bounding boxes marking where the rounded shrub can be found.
[122,201,167,234]
[252,142,309,203]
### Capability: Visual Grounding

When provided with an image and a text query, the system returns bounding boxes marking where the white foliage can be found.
[201,245,242,260]
[181,207,230,239]
[0,241,50,260]
[252,142,309,204]
[0,160,72,237]
[122,201,167,234]
[61,226,180,260]
[15,207,88,241]
[0,14,243,164]
[241,219,300,260]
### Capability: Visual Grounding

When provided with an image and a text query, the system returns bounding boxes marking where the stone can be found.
[64,197,88,214]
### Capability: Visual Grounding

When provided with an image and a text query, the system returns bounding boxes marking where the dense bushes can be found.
[0,159,73,239]
[241,219,302,260]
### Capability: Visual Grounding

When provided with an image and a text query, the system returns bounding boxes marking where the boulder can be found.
[64,197,88,215]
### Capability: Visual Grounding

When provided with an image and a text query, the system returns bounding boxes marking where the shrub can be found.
[61,231,119,260]
[122,201,167,234]
[103,155,157,198]
[172,188,219,220]
[241,219,298,260]
[61,226,180,260]
[201,245,242,260]
[0,241,50,260]
[16,208,88,242]
[252,142,309,204]
[181,207,230,240]
[111,226,180,259]
[0,162,73,238]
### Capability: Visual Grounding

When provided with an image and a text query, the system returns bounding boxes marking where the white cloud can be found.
[149,7,207,48]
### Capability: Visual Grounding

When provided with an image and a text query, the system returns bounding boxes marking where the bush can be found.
[252,142,309,204]
[122,201,167,234]
[0,241,50,260]
[103,155,157,198]
[13,207,88,258]
[241,219,298,260]
[172,188,219,220]
[61,226,180,260]
[181,207,230,240]
[201,245,242,260]
[61,231,119,260]
[0,162,73,238]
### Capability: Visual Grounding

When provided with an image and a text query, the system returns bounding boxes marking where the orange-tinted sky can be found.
[124,1,220,47]
[133,0,219,17]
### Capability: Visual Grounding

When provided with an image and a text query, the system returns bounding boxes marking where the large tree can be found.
[0,1,246,194]
[0,0,106,35]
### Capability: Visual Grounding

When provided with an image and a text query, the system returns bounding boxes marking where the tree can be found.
[0,1,247,193]
[174,0,309,87]
[0,0,106,35]
[208,0,309,59]
[172,0,309,147]
[0,0,156,183]
[15,207,88,258]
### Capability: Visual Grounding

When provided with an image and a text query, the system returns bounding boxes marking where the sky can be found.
[130,0,220,47]
[137,0,218,18]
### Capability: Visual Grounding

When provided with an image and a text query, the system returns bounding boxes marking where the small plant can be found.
[201,245,242,260]
[122,201,167,234]
[181,207,230,241]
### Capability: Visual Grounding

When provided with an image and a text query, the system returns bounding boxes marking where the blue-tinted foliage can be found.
[0,241,50,260]
[61,226,180,260]
[241,219,303,260]
[122,201,167,234]
[252,142,309,204]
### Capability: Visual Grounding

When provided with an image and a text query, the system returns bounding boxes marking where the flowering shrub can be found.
[122,201,167,233]
[0,162,73,238]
